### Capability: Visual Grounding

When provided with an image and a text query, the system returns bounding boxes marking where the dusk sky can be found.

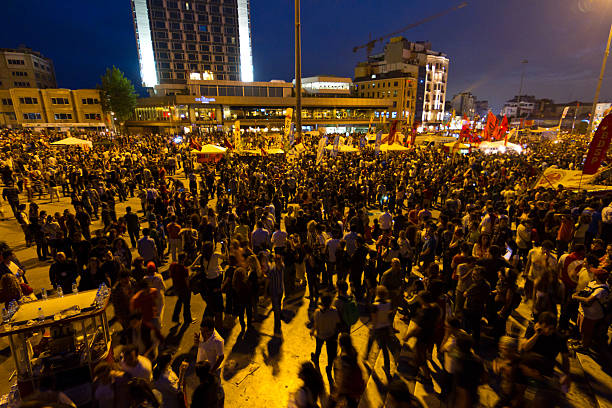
[2,0,612,112]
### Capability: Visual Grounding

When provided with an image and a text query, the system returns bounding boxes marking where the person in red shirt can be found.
[558,244,585,332]
[170,252,194,324]
[130,280,162,330]
[166,215,182,263]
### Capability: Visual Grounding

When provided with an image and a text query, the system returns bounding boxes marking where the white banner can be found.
[316,136,327,165]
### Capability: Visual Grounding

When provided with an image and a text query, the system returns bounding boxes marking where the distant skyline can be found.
[1,0,612,112]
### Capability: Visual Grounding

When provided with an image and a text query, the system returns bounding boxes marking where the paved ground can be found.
[0,184,612,407]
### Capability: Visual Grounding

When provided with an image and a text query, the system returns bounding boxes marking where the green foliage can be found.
[98,67,137,124]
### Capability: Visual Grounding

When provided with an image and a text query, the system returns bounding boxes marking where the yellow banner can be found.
[234,120,242,152]
[284,108,293,140]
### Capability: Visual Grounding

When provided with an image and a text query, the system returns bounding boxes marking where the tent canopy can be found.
[195,144,227,154]
[325,144,359,153]
[267,148,285,154]
[380,143,409,152]
[50,137,93,148]
[443,141,470,149]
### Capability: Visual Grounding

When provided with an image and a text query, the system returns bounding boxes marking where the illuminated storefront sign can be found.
[195,97,216,104]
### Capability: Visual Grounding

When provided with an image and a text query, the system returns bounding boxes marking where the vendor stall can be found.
[0,288,111,407]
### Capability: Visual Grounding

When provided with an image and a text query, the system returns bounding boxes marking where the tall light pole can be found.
[516,59,528,120]
[295,0,302,141]
[586,24,612,137]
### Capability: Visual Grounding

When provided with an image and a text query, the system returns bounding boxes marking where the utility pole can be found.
[586,24,612,137]
[516,60,528,121]
[295,0,302,142]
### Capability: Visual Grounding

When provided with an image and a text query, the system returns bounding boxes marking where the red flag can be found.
[583,113,612,175]
[493,115,508,140]
[459,123,471,143]
[189,139,201,151]
[483,112,498,141]
[387,120,399,145]
[223,136,234,150]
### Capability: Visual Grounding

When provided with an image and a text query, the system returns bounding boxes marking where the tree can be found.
[98,67,137,125]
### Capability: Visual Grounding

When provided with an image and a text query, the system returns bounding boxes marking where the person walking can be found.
[310,294,340,387]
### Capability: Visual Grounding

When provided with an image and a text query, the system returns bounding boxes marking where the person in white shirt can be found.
[379,210,393,232]
[194,317,225,376]
[573,268,610,348]
[601,201,612,242]
[271,225,288,254]
[120,344,153,382]
[524,241,557,300]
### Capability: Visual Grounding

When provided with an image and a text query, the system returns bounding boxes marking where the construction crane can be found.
[352,2,468,58]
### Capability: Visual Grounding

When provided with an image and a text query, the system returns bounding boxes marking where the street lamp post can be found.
[586,24,612,137]
[295,0,302,142]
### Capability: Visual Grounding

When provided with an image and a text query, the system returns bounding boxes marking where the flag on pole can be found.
[583,113,612,175]
[492,115,508,140]
[359,135,366,149]
[375,130,383,155]
[283,108,293,144]
[368,112,375,133]
[483,111,498,141]
[316,136,327,165]
[459,123,471,143]
[387,120,399,145]
[331,134,340,157]
[558,106,569,131]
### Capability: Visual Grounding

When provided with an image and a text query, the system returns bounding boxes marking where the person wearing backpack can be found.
[334,281,359,333]
[573,268,610,349]
[328,333,365,408]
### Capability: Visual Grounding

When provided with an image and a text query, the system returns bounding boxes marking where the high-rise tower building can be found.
[131,0,253,88]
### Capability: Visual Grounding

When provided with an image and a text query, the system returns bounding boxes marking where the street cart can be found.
[0,288,111,407]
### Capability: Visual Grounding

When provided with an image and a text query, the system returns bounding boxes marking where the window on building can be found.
[394,81,398,87]
[1,98,13,105]
[200,85,217,96]
[7,59,25,65]
[392,102,397,108]
[225,27,235,35]
[187,44,196,51]
[176,72,185,79]
[84,113,101,120]
[185,33,195,41]
[211,15,221,23]
[11,71,28,77]
[175,62,184,69]
[214,55,223,62]
[200,34,210,42]
[225,17,235,24]
[184,13,194,21]
[189,63,199,70]
[199,45,209,52]
[157,42,169,49]
[167,1,178,8]
[19,97,38,104]
[160,62,171,69]
[174,53,184,60]
[23,113,42,120]
[155,31,168,39]
[188,54,198,61]
[393,91,397,97]
[213,36,222,43]
[199,25,208,32]
[51,97,69,104]
[201,54,211,61]
[269,88,283,97]
[82,98,99,105]
[152,10,165,18]
[172,43,183,50]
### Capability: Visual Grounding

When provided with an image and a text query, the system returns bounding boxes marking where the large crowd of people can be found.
[0,126,611,407]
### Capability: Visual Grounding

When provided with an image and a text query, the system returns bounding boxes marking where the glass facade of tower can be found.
[131,0,253,87]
